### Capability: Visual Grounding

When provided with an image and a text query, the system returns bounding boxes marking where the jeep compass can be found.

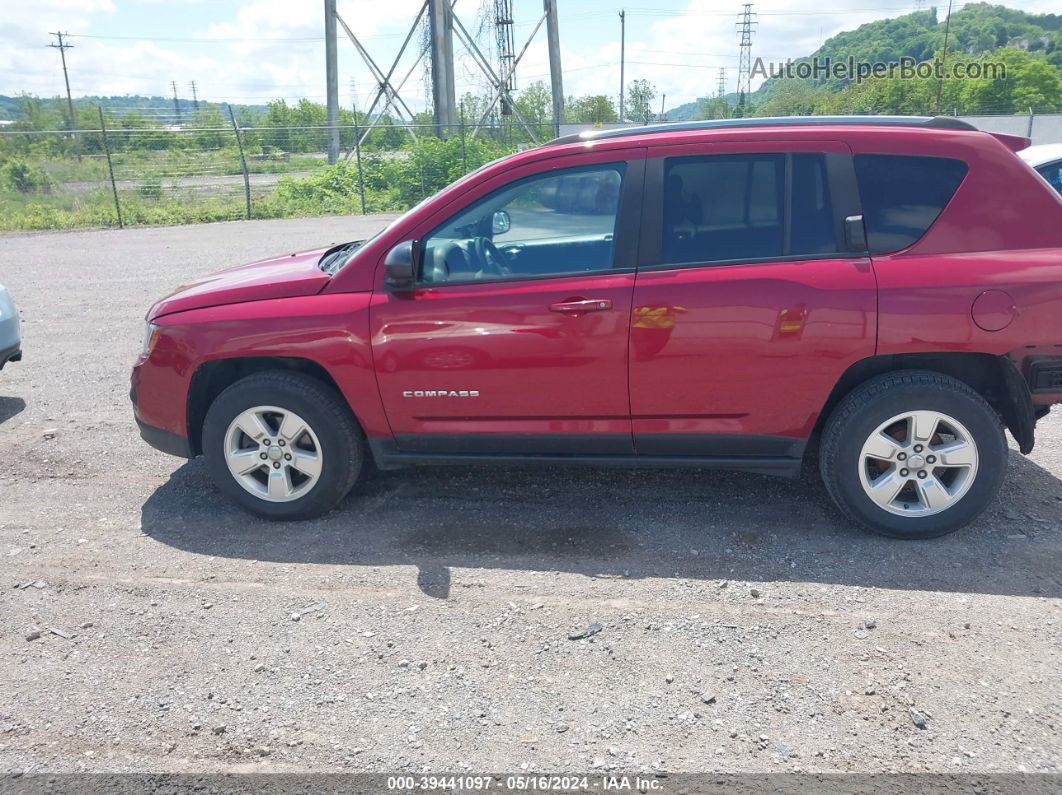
[131,116,1062,538]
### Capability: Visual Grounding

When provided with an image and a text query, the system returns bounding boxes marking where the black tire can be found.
[202,371,362,520]
[819,370,1007,539]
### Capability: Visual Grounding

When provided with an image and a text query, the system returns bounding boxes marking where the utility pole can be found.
[48,32,77,135]
[324,0,340,163]
[659,93,666,122]
[189,80,199,111]
[618,9,625,122]
[544,0,564,136]
[736,3,756,115]
[171,80,182,123]
[934,0,953,114]
[429,0,457,136]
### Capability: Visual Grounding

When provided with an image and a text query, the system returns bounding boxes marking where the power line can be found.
[65,33,331,43]
[935,0,954,113]
[625,4,941,15]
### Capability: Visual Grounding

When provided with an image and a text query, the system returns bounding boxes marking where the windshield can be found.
[331,151,519,273]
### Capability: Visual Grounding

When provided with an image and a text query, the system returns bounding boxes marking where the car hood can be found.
[148,248,332,319]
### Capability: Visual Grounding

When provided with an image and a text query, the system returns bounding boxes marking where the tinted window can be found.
[1035,160,1062,195]
[420,164,625,284]
[790,154,838,257]
[854,154,967,254]
[661,153,838,265]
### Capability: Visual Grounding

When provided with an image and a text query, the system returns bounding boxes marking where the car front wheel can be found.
[820,371,1007,539]
[202,371,362,519]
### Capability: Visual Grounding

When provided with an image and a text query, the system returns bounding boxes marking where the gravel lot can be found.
[0,216,1060,779]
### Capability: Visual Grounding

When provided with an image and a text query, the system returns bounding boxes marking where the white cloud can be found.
[1,0,1057,114]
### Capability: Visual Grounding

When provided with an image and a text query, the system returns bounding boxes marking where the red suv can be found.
[131,116,1062,538]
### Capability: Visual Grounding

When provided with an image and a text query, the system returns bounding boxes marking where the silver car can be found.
[0,284,21,371]
[1019,143,1062,195]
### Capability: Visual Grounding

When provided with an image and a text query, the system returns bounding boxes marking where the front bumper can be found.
[130,382,193,458]
[0,342,20,370]
[135,416,194,458]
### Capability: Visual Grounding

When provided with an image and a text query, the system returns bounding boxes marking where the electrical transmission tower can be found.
[323,0,565,153]
[717,68,727,99]
[189,81,199,111]
[495,0,516,115]
[735,3,757,112]
[48,32,77,133]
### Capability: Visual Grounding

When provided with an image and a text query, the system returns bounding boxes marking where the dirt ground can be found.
[0,216,1059,780]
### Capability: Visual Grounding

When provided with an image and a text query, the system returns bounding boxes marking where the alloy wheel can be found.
[223,405,323,502]
[857,410,979,517]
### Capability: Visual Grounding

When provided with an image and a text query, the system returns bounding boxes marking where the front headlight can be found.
[142,322,161,357]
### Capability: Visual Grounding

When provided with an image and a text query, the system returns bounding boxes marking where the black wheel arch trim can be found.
[999,356,1036,454]
[816,352,1037,455]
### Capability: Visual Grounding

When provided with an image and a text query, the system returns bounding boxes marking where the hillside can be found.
[663,3,1062,119]
[0,94,269,122]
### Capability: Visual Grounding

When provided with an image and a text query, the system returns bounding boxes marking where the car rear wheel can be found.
[202,371,362,519]
[820,371,1007,539]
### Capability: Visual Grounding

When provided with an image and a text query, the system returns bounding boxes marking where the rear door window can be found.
[660,152,839,266]
[854,154,968,254]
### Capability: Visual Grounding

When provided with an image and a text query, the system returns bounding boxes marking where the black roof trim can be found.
[546,115,978,146]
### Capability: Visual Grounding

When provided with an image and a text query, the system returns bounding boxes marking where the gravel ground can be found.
[0,217,1060,779]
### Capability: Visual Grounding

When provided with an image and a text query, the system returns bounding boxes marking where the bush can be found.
[2,159,55,193]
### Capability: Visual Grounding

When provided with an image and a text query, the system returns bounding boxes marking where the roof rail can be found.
[546,115,978,146]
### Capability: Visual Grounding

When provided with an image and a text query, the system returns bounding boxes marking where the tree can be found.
[960,47,1062,113]
[514,81,555,141]
[752,80,829,117]
[697,95,728,120]
[566,95,618,124]
[627,79,657,124]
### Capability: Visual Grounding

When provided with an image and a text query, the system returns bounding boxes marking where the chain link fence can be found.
[2,110,1060,232]
[0,111,542,231]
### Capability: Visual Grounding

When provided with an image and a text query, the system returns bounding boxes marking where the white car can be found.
[1019,143,1062,195]
[0,284,21,371]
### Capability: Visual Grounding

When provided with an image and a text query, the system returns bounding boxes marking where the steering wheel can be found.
[473,236,512,277]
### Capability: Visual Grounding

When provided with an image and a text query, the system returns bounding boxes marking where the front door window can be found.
[419,164,627,284]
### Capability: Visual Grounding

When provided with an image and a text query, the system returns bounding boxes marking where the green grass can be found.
[0,180,400,231]
[23,149,328,187]
[0,139,513,231]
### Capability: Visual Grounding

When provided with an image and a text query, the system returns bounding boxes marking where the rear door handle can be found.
[549,298,613,315]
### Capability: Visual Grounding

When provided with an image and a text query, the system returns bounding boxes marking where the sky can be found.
[1,0,1057,118]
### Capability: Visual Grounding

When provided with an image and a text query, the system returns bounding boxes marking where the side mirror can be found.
[491,210,511,236]
[384,240,419,289]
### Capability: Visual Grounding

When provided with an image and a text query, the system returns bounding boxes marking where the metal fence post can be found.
[353,110,366,215]
[460,108,467,171]
[97,106,123,229]
[227,105,252,220]
[1027,106,1035,140]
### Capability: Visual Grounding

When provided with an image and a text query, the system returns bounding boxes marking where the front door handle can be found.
[549,298,613,315]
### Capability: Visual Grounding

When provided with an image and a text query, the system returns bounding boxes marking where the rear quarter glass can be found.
[854,154,967,254]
